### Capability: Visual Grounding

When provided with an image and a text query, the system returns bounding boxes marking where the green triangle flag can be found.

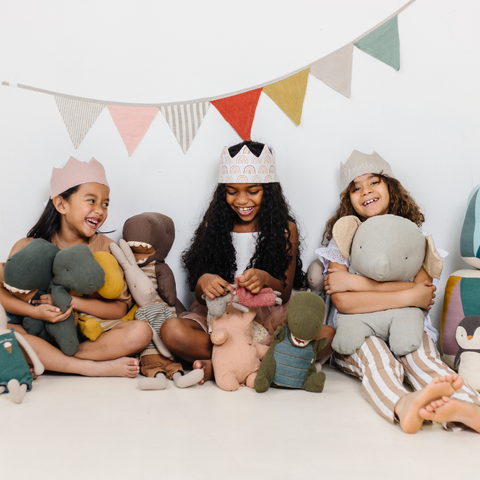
[354,16,400,71]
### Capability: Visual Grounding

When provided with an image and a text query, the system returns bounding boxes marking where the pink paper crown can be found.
[50,157,110,198]
[218,144,279,184]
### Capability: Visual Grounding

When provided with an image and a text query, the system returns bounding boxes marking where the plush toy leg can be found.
[216,373,240,392]
[332,315,376,355]
[172,370,204,388]
[23,316,49,340]
[45,314,79,356]
[245,371,258,389]
[388,308,425,356]
[138,373,167,390]
[303,367,326,393]
[77,317,103,341]
[254,349,276,393]
[7,379,27,404]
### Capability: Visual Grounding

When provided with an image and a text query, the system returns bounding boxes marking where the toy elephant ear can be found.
[423,234,443,279]
[332,216,361,259]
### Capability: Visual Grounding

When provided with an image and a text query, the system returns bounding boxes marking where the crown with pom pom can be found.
[218,144,279,184]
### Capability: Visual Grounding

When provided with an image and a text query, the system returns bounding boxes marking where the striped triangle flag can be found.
[107,106,159,156]
[263,69,310,125]
[160,102,209,153]
[309,44,353,98]
[55,97,105,148]
[354,16,400,71]
[211,88,262,141]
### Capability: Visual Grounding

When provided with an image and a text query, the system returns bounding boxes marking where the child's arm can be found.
[34,293,127,320]
[0,286,73,323]
[237,222,299,301]
[327,263,436,314]
[195,274,235,302]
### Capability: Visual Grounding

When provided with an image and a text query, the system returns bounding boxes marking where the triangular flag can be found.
[354,16,400,71]
[263,69,310,125]
[211,88,262,141]
[160,102,210,153]
[309,44,353,98]
[107,105,159,156]
[55,96,105,148]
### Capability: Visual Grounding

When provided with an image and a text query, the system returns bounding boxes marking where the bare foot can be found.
[192,359,213,385]
[89,357,140,378]
[420,396,480,432]
[394,374,463,434]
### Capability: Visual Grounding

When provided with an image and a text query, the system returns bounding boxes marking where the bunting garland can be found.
[1,1,413,155]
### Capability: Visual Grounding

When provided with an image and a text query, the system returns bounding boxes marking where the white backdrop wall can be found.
[1,0,479,334]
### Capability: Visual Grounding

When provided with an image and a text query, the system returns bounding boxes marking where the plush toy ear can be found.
[423,234,443,279]
[332,216,361,259]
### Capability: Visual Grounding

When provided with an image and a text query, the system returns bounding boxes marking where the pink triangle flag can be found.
[107,105,159,156]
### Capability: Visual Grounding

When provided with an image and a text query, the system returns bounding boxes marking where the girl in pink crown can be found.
[0,157,152,377]
[316,149,480,433]
[161,141,335,384]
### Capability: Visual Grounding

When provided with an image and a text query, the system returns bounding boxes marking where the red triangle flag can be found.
[211,88,262,141]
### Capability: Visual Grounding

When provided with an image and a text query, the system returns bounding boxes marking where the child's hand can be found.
[198,274,234,300]
[32,293,54,306]
[237,269,267,294]
[36,303,74,323]
[324,268,358,295]
[409,281,436,310]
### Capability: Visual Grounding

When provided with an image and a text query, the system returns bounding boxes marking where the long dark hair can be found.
[182,141,305,291]
[27,186,80,241]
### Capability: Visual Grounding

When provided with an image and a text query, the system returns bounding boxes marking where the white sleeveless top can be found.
[232,231,258,277]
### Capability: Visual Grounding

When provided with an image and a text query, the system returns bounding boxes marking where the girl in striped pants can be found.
[316,150,480,434]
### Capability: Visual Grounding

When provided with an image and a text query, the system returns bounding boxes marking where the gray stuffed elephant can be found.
[331,214,443,356]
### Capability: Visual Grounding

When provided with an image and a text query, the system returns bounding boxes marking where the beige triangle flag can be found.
[309,44,353,98]
[160,102,209,153]
[107,106,159,156]
[263,69,310,125]
[55,97,105,148]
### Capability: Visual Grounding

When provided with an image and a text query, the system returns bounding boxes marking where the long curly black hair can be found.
[182,141,305,291]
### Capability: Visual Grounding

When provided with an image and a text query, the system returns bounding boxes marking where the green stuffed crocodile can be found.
[254,292,328,393]
[4,239,105,356]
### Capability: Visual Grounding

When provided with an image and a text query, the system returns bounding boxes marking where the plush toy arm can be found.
[231,299,249,313]
[150,329,175,361]
[14,332,45,376]
[50,282,72,312]
[211,328,228,346]
[312,337,329,355]
[155,262,177,306]
[273,325,286,343]
[254,345,277,393]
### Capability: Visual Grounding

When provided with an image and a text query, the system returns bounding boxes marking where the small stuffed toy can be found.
[209,305,269,391]
[255,292,328,393]
[0,303,44,404]
[122,212,185,313]
[4,239,105,356]
[110,239,202,389]
[441,185,480,368]
[330,215,443,356]
[306,258,326,301]
[454,315,480,391]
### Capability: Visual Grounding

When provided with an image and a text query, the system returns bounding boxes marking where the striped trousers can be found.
[334,332,480,428]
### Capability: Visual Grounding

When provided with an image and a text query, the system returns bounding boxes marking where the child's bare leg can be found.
[10,329,139,377]
[394,374,464,434]
[420,396,480,432]
[161,317,213,384]
[75,321,152,361]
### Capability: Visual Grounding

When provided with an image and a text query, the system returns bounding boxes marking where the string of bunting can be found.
[1,1,413,156]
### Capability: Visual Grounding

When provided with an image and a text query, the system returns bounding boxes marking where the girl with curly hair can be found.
[161,141,334,384]
[316,149,480,434]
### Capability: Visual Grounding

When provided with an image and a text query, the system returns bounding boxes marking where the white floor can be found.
[2,364,479,480]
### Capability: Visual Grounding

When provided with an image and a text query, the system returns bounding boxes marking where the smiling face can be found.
[225,183,264,232]
[55,182,110,242]
[349,173,390,221]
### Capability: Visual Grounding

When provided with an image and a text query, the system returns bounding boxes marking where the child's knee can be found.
[129,320,153,350]
[159,317,181,347]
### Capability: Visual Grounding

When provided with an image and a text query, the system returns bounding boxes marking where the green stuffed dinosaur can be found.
[3,239,105,356]
[254,292,328,393]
